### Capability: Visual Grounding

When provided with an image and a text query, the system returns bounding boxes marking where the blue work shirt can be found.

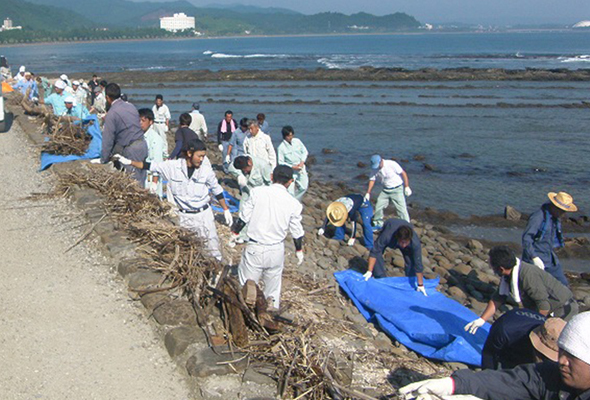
[229,127,248,157]
[13,79,38,99]
[44,92,68,116]
[370,218,423,277]
[481,308,546,370]
[63,104,90,119]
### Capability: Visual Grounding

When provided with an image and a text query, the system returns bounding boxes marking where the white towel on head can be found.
[498,258,521,304]
[558,312,590,365]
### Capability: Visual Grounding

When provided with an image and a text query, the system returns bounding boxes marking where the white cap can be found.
[558,311,590,365]
[54,80,67,90]
[72,80,80,86]
[60,74,68,81]
[64,96,76,104]
[19,65,25,72]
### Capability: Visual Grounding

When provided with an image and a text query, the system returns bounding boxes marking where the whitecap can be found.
[560,55,590,63]
[203,50,213,55]
[317,58,342,69]
[211,53,242,58]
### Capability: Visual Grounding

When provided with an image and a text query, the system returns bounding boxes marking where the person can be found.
[227,117,249,165]
[152,94,170,156]
[89,74,100,105]
[244,119,276,170]
[188,102,207,141]
[170,113,198,160]
[138,108,166,197]
[0,56,11,81]
[230,165,305,309]
[12,71,38,100]
[72,80,87,107]
[365,154,412,227]
[13,66,26,83]
[257,113,269,133]
[114,139,233,261]
[90,86,106,115]
[465,246,578,336]
[62,96,90,120]
[481,308,565,370]
[399,311,590,400]
[277,126,308,200]
[60,74,72,90]
[41,80,68,116]
[217,110,237,173]
[98,83,148,185]
[522,192,577,287]
[364,219,427,295]
[318,194,374,249]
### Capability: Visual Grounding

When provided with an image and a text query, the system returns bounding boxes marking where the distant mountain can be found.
[203,3,301,15]
[0,0,93,31]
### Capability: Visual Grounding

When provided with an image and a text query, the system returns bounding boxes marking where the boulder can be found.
[504,205,522,221]
[448,286,468,303]
[165,326,206,357]
[467,239,484,251]
[152,300,197,326]
[186,346,248,377]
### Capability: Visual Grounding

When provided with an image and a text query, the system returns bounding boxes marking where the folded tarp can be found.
[334,270,490,366]
[211,190,240,213]
[40,115,102,171]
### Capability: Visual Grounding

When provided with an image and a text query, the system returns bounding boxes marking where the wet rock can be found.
[306,155,317,166]
[467,239,484,251]
[423,163,436,171]
[413,154,426,161]
[354,173,369,180]
[357,161,367,168]
[505,205,522,221]
[165,326,206,357]
[455,153,476,159]
[322,148,337,154]
[152,300,197,326]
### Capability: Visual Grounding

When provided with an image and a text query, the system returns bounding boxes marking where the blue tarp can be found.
[334,270,491,366]
[40,115,102,171]
[211,190,240,213]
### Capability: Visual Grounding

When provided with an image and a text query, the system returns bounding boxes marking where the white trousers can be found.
[238,242,284,309]
[178,207,222,261]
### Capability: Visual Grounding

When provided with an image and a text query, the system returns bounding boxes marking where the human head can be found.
[105,83,121,105]
[548,192,577,218]
[60,74,68,82]
[529,318,567,363]
[239,117,249,131]
[64,96,75,110]
[138,108,154,132]
[24,72,32,80]
[192,102,200,110]
[371,154,383,169]
[394,225,413,248]
[19,65,25,73]
[224,110,233,122]
[558,312,590,391]
[179,113,192,126]
[272,165,294,187]
[92,74,98,81]
[155,94,163,107]
[257,113,265,124]
[72,80,79,88]
[233,156,253,174]
[488,245,516,276]
[281,125,294,143]
[54,80,66,94]
[248,119,259,136]
[99,80,108,88]
[183,139,207,168]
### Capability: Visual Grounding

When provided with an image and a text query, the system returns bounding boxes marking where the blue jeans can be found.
[333,201,374,249]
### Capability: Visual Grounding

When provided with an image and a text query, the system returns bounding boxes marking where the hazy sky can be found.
[194,0,590,25]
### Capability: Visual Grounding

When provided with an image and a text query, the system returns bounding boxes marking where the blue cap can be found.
[370,154,382,169]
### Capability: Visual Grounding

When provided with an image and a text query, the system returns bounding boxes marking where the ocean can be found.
[2,32,590,217]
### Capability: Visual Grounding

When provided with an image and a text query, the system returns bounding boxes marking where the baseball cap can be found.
[370,154,382,169]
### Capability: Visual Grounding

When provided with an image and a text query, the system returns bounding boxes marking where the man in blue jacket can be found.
[317,194,374,249]
[522,192,578,286]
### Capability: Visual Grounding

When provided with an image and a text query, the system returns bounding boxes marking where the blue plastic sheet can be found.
[40,115,102,171]
[334,270,491,366]
[211,190,240,213]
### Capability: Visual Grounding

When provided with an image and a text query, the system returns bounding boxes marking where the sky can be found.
[192,0,590,25]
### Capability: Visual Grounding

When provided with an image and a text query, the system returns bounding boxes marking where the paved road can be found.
[0,119,192,399]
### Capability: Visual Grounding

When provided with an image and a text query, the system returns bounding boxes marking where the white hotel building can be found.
[160,13,195,32]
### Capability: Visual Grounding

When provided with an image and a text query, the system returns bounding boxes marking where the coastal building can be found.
[160,13,195,32]
[1,18,22,32]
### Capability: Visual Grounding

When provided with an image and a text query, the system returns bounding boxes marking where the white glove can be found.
[464,317,486,334]
[223,209,233,226]
[224,154,231,164]
[228,233,238,248]
[296,251,304,265]
[363,271,372,281]
[148,181,158,194]
[405,186,413,197]
[532,257,545,270]
[399,377,454,399]
[364,193,371,202]
[218,144,223,152]
[416,285,428,297]
[347,238,356,246]
[89,158,102,164]
[317,228,325,236]
[237,175,248,188]
[112,154,131,165]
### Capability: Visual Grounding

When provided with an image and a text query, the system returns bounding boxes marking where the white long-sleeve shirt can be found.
[189,110,208,140]
[240,184,304,245]
[244,131,277,170]
[152,104,171,124]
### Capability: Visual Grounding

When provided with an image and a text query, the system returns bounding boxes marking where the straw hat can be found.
[548,192,577,212]
[326,201,348,227]
[529,317,566,361]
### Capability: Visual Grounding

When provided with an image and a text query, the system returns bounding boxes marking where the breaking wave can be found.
[210,52,290,59]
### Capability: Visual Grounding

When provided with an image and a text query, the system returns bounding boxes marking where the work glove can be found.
[363,271,372,281]
[404,187,413,197]
[532,257,545,270]
[89,158,102,164]
[218,144,223,152]
[223,209,233,226]
[347,238,356,246]
[364,193,371,202]
[317,228,325,236]
[399,377,454,399]
[112,154,132,165]
[464,317,486,334]
[296,251,304,265]
[237,175,248,189]
[228,233,238,248]
[224,154,231,164]
[148,181,158,194]
[416,285,428,296]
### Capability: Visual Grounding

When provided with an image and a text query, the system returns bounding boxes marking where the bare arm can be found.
[401,171,410,188]
[366,180,375,195]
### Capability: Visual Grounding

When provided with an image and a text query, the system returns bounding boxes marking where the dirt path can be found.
[0,120,192,398]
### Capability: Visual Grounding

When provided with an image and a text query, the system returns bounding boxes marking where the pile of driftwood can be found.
[42,117,92,156]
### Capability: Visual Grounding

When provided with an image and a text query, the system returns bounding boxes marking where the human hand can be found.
[223,209,233,226]
[404,187,412,197]
[296,251,304,265]
[112,154,131,165]
[464,318,485,334]
[317,228,325,236]
[416,285,428,296]
[228,233,238,248]
[532,257,545,270]
[218,144,223,152]
[347,238,356,246]
[224,154,231,164]
[398,377,454,399]
[148,181,158,194]
[364,193,371,202]
[89,158,102,164]
[363,271,372,281]
[237,175,248,188]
